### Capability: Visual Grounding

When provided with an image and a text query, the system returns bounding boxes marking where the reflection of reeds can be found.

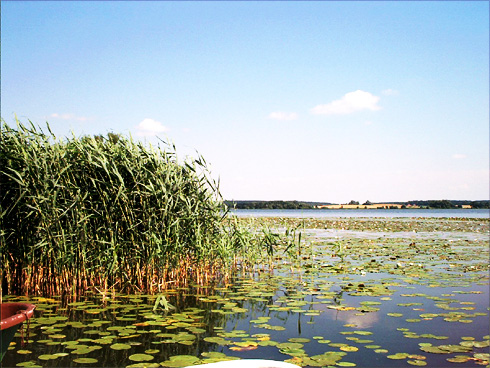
[0,120,270,296]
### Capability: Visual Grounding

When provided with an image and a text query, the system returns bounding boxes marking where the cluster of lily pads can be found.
[3,217,489,367]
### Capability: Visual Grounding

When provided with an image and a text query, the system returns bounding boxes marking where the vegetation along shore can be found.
[225,200,489,210]
[0,120,275,296]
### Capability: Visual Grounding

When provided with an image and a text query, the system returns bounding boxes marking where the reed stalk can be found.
[1,119,274,296]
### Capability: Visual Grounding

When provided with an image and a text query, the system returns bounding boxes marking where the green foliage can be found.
[0,119,267,294]
[408,200,489,209]
[427,199,456,209]
[224,200,315,210]
[470,200,490,209]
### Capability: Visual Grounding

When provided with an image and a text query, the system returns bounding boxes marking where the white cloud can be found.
[310,90,381,115]
[50,113,89,121]
[452,154,467,159]
[382,88,399,96]
[135,118,168,136]
[268,111,298,121]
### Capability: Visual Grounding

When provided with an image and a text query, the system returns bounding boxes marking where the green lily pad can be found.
[203,336,229,345]
[407,360,427,366]
[110,343,132,350]
[387,353,409,359]
[474,353,490,360]
[38,354,59,360]
[288,337,311,343]
[340,346,359,352]
[279,348,306,357]
[48,334,66,339]
[161,355,201,367]
[447,356,471,363]
[419,313,438,318]
[201,352,227,359]
[473,340,490,348]
[354,331,373,336]
[278,342,304,350]
[15,361,42,367]
[53,353,69,357]
[259,340,278,347]
[71,346,100,355]
[73,358,98,364]
[129,354,154,362]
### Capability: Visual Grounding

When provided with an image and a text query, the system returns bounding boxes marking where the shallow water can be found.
[3,218,489,368]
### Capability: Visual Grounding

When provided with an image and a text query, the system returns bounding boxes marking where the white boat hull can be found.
[190,360,301,368]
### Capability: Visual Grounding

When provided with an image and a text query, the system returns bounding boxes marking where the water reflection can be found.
[2,219,489,368]
[335,311,380,329]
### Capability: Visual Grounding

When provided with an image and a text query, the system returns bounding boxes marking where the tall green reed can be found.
[0,119,271,296]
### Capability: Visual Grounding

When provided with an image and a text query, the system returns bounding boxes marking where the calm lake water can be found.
[3,218,489,368]
[229,208,490,219]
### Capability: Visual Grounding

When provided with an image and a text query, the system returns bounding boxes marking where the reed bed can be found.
[0,120,275,296]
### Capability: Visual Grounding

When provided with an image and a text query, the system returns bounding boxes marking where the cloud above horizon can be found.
[268,111,298,121]
[135,118,168,136]
[50,113,89,121]
[310,90,381,115]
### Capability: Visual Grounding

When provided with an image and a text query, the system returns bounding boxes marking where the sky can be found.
[2,1,489,203]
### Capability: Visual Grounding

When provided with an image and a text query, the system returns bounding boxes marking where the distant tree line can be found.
[224,199,489,210]
[407,200,489,209]
[224,200,316,210]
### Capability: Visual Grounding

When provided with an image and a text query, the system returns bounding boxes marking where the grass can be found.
[0,119,278,296]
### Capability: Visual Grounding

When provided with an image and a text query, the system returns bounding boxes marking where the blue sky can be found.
[2,1,489,203]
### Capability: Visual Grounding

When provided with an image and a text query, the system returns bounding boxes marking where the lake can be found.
[2,217,489,368]
[229,208,490,219]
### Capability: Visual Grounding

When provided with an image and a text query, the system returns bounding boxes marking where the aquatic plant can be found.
[0,119,269,295]
[2,217,489,368]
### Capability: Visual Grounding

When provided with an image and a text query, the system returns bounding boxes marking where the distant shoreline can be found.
[225,199,490,210]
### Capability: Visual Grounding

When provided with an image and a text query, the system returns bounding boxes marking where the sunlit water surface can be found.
[3,219,489,368]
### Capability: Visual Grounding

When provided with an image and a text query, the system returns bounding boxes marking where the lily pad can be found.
[15,362,42,367]
[203,336,229,345]
[387,353,409,359]
[73,358,98,364]
[447,356,471,363]
[38,354,59,360]
[161,355,201,367]
[407,360,427,366]
[340,346,359,352]
[129,354,154,362]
